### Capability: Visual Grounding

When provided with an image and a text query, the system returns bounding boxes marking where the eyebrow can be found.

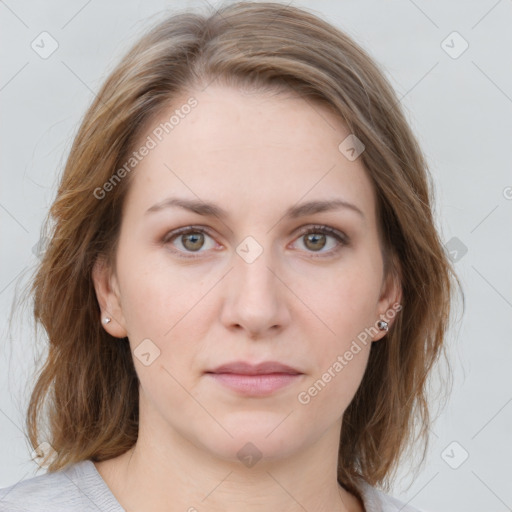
[145,196,365,220]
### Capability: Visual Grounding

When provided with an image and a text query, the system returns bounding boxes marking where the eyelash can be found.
[161,224,349,260]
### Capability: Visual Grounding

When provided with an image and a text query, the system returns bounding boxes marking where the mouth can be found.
[205,360,303,396]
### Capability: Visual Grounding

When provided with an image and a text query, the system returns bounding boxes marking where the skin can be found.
[92,82,401,512]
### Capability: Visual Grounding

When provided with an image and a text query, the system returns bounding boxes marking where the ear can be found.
[91,256,128,338]
[373,260,403,342]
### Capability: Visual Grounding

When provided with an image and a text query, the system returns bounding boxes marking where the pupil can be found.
[305,233,325,251]
[183,233,204,251]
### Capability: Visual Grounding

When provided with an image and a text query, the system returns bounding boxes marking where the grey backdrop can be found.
[1,1,511,511]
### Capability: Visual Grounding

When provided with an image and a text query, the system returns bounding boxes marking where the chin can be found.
[193,417,308,466]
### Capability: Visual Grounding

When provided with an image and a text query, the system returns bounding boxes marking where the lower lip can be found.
[206,372,302,396]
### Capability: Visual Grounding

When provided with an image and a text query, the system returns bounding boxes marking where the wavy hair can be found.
[16,0,461,498]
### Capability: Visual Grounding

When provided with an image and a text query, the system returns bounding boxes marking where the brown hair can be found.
[18,0,461,497]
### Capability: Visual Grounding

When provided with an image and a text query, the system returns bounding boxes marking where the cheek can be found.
[116,241,196,334]
[297,340,371,423]
[291,260,380,399]
[293,259,382,338]
[115,245,215,379]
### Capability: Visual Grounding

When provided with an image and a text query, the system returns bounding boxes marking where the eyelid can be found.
[161,224,216,242]
[293,224,349,244]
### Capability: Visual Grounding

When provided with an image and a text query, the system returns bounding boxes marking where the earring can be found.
[103,317,111,324]
[377,320,388,331]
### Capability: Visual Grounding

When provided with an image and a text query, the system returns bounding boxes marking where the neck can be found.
[94,418,364,512]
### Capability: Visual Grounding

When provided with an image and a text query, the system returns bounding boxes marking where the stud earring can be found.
[377,320,388,331]
[103,317,111,324]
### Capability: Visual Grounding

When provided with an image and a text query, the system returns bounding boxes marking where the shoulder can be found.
[0,460,123,512]
[357,479,426,512]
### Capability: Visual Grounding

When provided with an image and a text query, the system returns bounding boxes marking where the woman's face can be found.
[94,83,400,463]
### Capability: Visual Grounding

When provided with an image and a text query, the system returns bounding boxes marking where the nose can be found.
[219,241,291,339]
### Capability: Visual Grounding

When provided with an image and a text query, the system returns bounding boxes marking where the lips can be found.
[205,361,303,396]
[207,360,302,375]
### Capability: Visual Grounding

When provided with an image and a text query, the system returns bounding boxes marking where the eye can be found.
[290,224,349,257]
[162,224,349,259]
[162,226,218,257]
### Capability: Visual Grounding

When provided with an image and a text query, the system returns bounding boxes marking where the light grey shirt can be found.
[0,460,422,512]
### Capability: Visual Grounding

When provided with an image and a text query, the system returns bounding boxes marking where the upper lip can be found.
[207,361,302,375]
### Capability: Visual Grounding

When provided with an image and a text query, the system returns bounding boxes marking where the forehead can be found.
[123,84,377,225]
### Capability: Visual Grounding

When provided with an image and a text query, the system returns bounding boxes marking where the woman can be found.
[0,2,459,511]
